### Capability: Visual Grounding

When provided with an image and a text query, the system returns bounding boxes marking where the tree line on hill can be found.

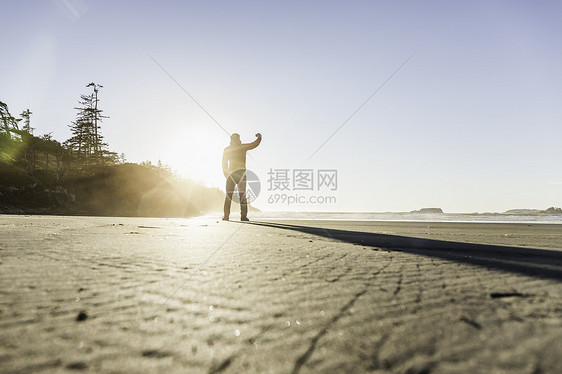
[1,83,224,216]
[1,83,120,182]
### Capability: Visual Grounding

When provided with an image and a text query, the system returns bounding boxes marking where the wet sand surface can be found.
[1,215,561,373]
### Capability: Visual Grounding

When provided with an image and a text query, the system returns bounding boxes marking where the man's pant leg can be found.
[238,174,248,219]
[223,174,235,219]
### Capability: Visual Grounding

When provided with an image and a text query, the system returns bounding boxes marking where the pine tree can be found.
[0,101,21,139]
[66,83,109,164]
[18,109,35,174]
[20,109,33,134]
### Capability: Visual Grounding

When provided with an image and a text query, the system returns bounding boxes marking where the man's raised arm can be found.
[244,133,262,150]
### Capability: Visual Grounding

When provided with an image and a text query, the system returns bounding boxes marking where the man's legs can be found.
[238,174,248,220]
[223,174,235,220]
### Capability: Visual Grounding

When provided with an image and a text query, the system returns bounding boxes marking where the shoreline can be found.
[4,212,562,225]
[245,216,562,224]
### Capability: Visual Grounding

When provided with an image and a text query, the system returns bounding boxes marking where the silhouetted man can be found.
[222,133,262,221]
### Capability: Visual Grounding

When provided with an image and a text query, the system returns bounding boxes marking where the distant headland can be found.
[410,208,444,214]
[408,207,562,215]
[504,207,562,215]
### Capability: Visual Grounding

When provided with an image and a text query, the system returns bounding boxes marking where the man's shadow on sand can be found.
[241,221,562,282]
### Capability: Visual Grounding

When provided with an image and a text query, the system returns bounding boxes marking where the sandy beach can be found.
[1,215,561,373]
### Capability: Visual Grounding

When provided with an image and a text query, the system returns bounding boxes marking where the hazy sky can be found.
[2,0,561,213]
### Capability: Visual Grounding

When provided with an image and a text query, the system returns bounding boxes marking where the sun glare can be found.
[162,125,226,188]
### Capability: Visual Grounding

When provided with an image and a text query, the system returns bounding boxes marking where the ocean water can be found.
[250,211,562,224]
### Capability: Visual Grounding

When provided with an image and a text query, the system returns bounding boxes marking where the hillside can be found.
[0,163,226,217]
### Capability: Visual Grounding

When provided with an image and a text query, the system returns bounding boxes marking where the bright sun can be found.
[161,125,227,188]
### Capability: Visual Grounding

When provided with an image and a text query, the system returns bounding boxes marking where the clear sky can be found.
[2,0,561,213]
